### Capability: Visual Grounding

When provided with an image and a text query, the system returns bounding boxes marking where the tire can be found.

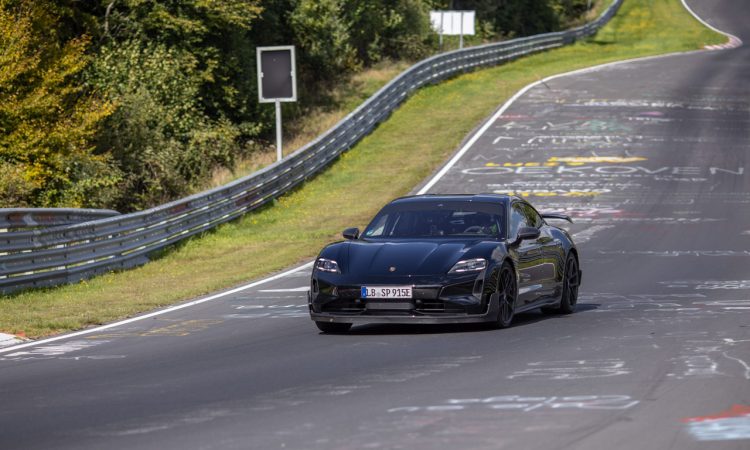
[547,254,580,315]
[315,321,352,333]
[490,262,517,329]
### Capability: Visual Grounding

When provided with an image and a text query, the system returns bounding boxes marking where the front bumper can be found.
[308,269,497,324]
[310,299,498,325]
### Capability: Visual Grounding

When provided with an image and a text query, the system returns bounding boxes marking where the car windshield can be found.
[362,201,505,239]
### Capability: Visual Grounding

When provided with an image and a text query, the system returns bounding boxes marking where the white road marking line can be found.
[0,262,314,354]
[722,352,750,380]
[492,136,513,144]
[258,287,310,292]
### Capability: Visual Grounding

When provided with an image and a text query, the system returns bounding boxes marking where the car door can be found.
[524,203,564,301]
[509,201,546,306]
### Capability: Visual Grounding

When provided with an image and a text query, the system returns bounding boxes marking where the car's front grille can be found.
[321,298,469,315]
[320,299,364,313]
[415,300,466,313]
[317,284,480,315]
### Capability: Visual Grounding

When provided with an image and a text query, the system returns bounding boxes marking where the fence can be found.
[0,209,119,231]
[0,0,622,294]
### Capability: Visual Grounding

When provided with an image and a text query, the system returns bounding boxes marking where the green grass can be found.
[0,0,724,339]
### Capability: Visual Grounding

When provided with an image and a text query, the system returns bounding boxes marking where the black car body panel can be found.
[309,194,580,326]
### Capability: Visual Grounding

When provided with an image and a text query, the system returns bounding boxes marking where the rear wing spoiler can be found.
[541,213,573,223]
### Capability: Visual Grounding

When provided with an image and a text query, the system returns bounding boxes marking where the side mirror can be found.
[511,226,540,246]
[342,227,360,240]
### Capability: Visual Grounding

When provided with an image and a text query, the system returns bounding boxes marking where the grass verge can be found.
[0,0,724,338]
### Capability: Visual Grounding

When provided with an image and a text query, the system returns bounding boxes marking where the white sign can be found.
[430,10,475,36]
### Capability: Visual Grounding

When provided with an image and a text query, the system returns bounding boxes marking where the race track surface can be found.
[1,1,748,448]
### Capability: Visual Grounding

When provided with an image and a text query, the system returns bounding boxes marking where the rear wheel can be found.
[491,262,517,329]
[315,321,352,333]
[544,254,579,314]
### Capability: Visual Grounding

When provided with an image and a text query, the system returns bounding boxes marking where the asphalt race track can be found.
[1,1,748,448]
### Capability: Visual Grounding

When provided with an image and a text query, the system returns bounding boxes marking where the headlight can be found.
[449,258,487,273]
[315,258,341,274]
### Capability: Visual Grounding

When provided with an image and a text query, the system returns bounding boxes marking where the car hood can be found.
[340,240,483,276]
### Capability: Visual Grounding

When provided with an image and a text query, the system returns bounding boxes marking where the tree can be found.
[83,0,261,210]
[290,0,359,85]
[87,40,238,210]
[343,0,434,64]
[0,0,118,208]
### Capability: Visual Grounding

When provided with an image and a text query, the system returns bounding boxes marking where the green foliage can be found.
[94,0,263,128]
[290,0,433,79]
[88,40,238,210]
[379,0,435,60]
[0,0,119,208]
[344,0,434,65]
[78,0,260,210]
[290,0,360,84]
[495,0,561,36]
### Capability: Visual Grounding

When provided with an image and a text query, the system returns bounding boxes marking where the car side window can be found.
[364,213,389,237]
[510,203,528,238]
[523,203,544,228]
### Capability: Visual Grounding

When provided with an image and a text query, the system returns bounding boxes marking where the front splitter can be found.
[310,299,498,325]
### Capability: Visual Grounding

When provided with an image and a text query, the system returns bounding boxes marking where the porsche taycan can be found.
[308,194,581,333]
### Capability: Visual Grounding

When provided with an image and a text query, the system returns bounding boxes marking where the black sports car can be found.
[308,194,581,333]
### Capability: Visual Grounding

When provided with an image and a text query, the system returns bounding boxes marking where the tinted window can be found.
[510,203,529,238]
[363,201,505,239]
[523,203,544,228]
[511,202,544,237]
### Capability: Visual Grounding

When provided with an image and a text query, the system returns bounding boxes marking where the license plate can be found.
[361,286,412,299]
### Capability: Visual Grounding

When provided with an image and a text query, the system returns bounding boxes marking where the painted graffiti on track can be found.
[661,280,750,290]
[507,359,629,380]
[683,405,750,442]
[224,304,309,319]
[458,154,744,198]
[387,395,639,414]
[0,340,125,362]
[668,339,750,380]
[598,250,750,257]
[252,356,483,412]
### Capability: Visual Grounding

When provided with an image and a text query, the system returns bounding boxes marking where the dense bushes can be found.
[0,0,595,211]
[80,0,261,210]
[0,1,118,208]
[87,41,239,209]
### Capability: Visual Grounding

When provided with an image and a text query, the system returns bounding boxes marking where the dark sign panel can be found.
[257,46,297,102]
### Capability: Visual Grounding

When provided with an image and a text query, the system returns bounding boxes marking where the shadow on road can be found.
[325,303,599,336]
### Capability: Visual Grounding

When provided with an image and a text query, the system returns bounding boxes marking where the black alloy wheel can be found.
[315,321,353,333]
[493,262,517,328]
[557,254,579,314]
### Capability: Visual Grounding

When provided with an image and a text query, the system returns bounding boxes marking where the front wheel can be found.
[491,262,517,329]
[315,321,352,333]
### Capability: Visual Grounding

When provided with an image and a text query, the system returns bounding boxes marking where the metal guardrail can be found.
[0,208,120,231]
[0,0,622,294]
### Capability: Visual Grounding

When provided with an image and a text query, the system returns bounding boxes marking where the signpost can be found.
[429,10,475,49]
[257,46,297,162]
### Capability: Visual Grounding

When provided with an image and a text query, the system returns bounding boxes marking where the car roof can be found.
[389,194,516,205]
